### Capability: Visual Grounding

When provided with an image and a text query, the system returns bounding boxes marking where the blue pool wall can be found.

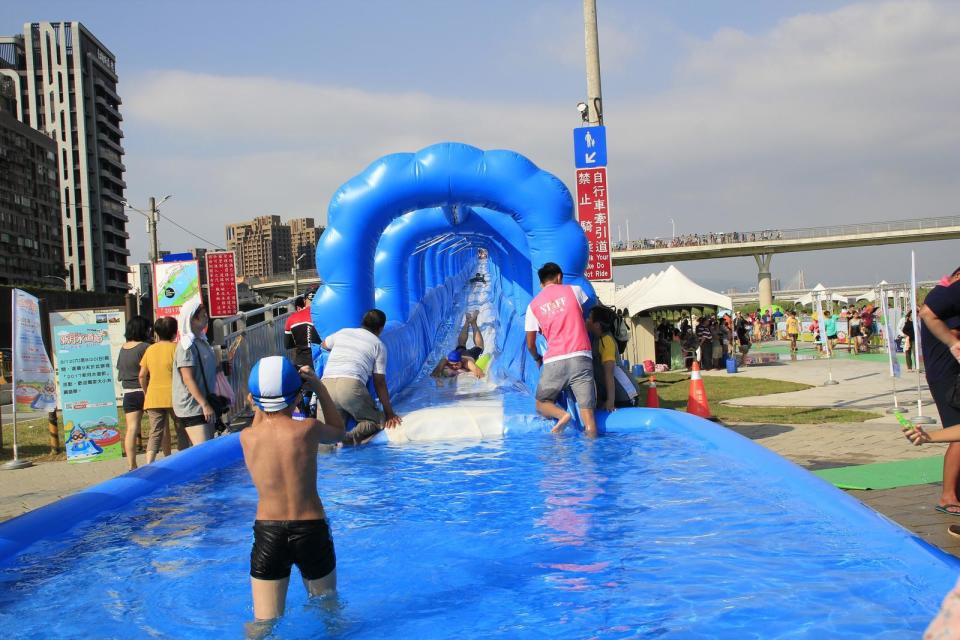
[3,407,960,599]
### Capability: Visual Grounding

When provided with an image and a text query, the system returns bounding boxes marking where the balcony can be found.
[93,77,120,102]
[97,132,124,154]
[94,96,122,121]
[95,113,123,138]
[100,171,127,190]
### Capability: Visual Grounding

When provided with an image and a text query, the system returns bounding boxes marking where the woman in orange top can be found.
[138,316,183,464]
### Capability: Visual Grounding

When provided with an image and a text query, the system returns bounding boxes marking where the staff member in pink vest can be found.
[524,262,599,437]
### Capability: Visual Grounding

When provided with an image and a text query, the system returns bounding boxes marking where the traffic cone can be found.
[646,376,660,408]
[686,362,717,420]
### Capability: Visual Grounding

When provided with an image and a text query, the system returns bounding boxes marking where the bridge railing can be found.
[614,214,960,252]
[214,297,296,422]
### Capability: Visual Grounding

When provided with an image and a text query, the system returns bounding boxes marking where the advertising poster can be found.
[54,324,122,463]
[153,260,201,319]
[205,251,239,317]
[49,308,126,401]
[11,289,57,417]
[575,167,613,281]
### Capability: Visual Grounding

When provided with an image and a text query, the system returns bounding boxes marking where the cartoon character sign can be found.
[66,423,104,461]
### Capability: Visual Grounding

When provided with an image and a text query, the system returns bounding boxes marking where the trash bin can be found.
[632,364,644,378]
[725,356,738,374]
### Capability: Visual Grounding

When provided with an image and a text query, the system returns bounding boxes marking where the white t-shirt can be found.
[322,328,387,384]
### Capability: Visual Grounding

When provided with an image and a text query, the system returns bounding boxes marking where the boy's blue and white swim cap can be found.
[447,349,462,363]
[248,356,302,412]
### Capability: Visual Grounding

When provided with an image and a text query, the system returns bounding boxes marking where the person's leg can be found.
[123,410,142,470]
[942,443,960,512]
[535,362,570,433]
[304,569,337,597]
[337,379,385,445]
[251,577,290,620]
[471,315,484,351]
[568,359,598,438]
[456,315,471,348]
[173,417,191,450]
[145,409,165,465]
[184,416,214,445]
[161,411,172,456]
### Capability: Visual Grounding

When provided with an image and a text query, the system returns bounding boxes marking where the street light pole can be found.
[148,197,160,263]
[583,0,603,126]
[292,253,306,297]
[670,218,676,239]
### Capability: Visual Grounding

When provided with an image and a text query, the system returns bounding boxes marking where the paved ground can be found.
[1,343,959,560]
[716,342,960,557]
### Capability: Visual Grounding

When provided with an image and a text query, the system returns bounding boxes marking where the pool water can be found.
[0,431,949,639]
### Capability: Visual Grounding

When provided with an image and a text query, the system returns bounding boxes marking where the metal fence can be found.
[614,214,960,252]
[215,297,295,422]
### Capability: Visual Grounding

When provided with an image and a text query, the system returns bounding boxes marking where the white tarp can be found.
[615,265,732,315]
[795,283,849,306]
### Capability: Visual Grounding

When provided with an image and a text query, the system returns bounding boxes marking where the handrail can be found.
[613,214,960,252]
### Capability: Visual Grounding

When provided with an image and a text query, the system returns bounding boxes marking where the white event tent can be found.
[615,265,732,315]
[795,283,848,306]
[613,266,732,367]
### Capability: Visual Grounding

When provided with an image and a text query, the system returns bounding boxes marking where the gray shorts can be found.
[535,356,596,409]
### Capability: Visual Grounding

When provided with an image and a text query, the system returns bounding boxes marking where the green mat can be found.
[812,455,943,490]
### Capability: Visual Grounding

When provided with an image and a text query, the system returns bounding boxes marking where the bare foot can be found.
[551,412,571,434]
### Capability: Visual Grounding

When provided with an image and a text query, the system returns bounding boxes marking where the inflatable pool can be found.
[0,143,956,638]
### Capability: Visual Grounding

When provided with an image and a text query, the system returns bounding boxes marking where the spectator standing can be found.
[172,299,219,446]
[696,316,713,370]
[861,305,876,352]
[117,316,152,470]
[900,309,916,371]
[912,269,960,515]
[321,309,402,445]
[786,311,801,353]
[139,316,181,464]
[587,307,637,410]
[524,262,598,437]
[849,312,862,354]
[284,296,322,369]
[824,311,838,357]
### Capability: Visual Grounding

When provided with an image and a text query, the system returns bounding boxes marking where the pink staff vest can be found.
[530,284,592,363]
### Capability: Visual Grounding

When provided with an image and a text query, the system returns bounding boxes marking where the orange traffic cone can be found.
[686,362,717,420]
[646,376,660,408]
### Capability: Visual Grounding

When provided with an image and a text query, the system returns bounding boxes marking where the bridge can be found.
[610,214,960,308]
[246,269,322,299]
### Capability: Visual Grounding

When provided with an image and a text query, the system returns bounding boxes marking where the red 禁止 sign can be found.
[575,167,612,281]
[205,251,239,318]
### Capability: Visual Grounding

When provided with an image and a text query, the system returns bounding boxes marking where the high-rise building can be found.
[289,217,323,271]
[0,22,129,293]
[226,215,292,279]
[0,108,62,287]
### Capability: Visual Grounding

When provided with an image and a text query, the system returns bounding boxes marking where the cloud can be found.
[122,0,960,288]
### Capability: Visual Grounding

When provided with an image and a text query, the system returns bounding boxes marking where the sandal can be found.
[935,504,960,516]
[949,524,960,539]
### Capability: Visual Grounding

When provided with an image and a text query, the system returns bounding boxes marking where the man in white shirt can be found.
[321,309,402,444]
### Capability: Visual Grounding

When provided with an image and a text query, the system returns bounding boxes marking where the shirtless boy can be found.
[240,356,345,622]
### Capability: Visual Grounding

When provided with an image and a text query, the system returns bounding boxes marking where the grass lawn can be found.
[646,372,880,424]
[0,410,183,462]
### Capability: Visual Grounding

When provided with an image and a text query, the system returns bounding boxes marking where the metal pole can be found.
[583,0,603,126]
[910,251,935,423]
[4,291,32,469]
[148,196,160,263]
[293,267,299,297]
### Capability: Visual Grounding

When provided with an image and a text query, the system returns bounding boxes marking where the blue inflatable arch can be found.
[311,143,595,343]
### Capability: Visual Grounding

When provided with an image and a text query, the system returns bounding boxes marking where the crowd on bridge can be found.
[614,229,785,251]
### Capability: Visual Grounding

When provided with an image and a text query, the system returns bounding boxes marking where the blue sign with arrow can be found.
[573,125,607,168]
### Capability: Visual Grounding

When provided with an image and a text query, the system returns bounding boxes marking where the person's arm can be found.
[464,358,484,379]
[919,304,960,361]
[526,331,542,367]
[284,333,296,350]
[372,373,401,428]
[138,364,150,394]
[906,424,960,445]
[430,359,448,378]
[299,366,344,443]
[180,366,213,421]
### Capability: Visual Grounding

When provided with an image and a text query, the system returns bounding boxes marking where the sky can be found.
[3,0,959,292]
